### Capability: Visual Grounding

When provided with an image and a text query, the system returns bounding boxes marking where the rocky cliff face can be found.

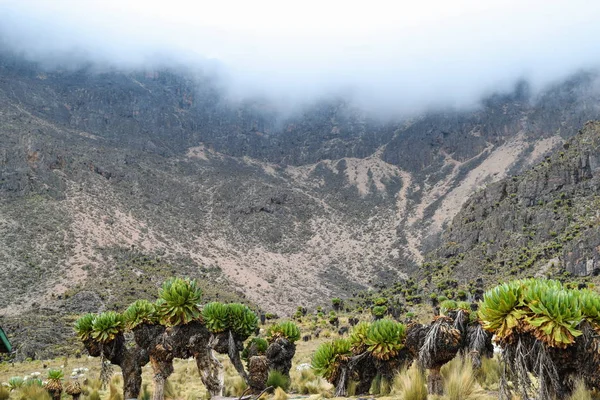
[425,121,600,291]
[2,50,600,357]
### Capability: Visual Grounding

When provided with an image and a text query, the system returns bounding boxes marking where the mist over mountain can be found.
[3,0,600,115]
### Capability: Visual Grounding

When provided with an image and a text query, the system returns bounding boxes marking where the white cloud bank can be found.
[1,0,599,115]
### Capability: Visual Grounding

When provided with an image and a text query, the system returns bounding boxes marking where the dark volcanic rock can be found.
[425,121,600,288]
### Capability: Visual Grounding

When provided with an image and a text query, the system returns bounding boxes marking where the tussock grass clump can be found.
[291,368,318,394]
[108,382,124,400]
[321,329,332,338]
[138,383,151,400]
[223,375,247,397]
[163,380,178,400]
[391,364,427,400]
[291,368,333,396]
[87,390,101,400]
[267,370,290,391]
[86,378,102,391]
[369,374,391,395]
[110,374,122,386]
[441,356,489,400]
[476,356,501,390]
[346,380,358,396]
[272,387,289,400]
[16,385,52,400]
[380,377,391,395]
[569,380,593,400]
[0,386,9,400]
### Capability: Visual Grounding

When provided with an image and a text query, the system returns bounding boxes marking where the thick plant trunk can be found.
[355,369,376,395]
[427,366,443,395]
[150,356,173,400]
[152,374,165,400]
[334,366,348,397]
[196,342,224,397]
[99,333,149,400]
[405,323,430,359]
[121,351,146,399]
[132,324,169,400]
[170,322,224,398]
[350,352,377,395]
[83,338,102,357]
[227,331,249,383]
[418,316,462,397]
[266,338,296,378]
[577,321,600,390]
[467,324,493,371]
[48,390,61,400]
[375,348,413,382]
[248,356,269,393]
[149,342,174,400]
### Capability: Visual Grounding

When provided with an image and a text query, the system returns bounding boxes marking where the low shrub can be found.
[267,370,290,391]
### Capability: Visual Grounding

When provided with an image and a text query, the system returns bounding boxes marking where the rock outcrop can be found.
[426,121,600,289]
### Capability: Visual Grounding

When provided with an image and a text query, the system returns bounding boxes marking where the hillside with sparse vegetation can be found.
[5,49,600,400]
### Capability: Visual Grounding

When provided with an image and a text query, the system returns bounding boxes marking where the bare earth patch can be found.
[18,133,564,316]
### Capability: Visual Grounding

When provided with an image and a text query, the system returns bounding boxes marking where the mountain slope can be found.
[2,52,600,358]
[424,121,600,292]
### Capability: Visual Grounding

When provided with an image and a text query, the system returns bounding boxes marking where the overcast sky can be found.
[1,0,599,115]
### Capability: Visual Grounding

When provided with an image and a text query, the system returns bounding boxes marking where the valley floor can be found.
[0,335,503,400]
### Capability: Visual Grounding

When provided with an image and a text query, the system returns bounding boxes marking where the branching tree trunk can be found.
[193,327,224,397]
[132,323,171,400]
[83,333,149,399]
[208,330,249,386]
[134,321,226,400]
[149,343,174,400]
[501,332,581,400]
[334,364,349,397]
[227,331,248,383]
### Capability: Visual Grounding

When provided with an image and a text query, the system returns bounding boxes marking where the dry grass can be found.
[441,356,492,400]
[0,333,509,399]
[12,385,50,400]
[223,375,247,397]
[391,364,428,400]
[476,356,501,391]
[569,380,593,400]
[290,367,332,395]
[0,335,334,399]
[272,387,289,400]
